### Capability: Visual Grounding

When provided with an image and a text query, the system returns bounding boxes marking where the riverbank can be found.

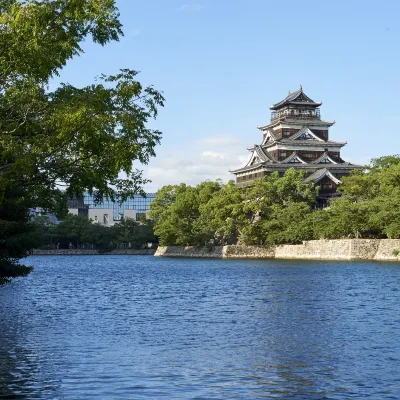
[32,249,156,256]
[155,239,400,261]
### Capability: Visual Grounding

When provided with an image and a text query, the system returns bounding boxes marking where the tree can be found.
[0,1,164,282]
[0,187,39,284]
[315,155,400,239]
[197,180,246,245]
[51,214,121,250]
[151,170,317,247]
[150,181,221,246]
[52,214,92,249]
[111,218,156,249]
[30,215,56,249]
[239,170,316,245]
[149,184,188,246]
[148,158,400,248]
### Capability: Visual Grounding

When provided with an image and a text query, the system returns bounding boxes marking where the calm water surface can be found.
[1,256,400,399]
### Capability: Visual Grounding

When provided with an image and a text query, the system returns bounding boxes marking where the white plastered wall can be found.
[88,208,114,226]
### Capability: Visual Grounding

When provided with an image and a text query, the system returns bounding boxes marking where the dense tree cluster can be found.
[32,215,156,252]
[150,156,400,247]
[150,169,317,246]
[0,0,164,283]
[308,155,400,240]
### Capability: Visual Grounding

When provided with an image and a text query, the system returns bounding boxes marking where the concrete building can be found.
[67,193,156,226]
[29,208,59,224]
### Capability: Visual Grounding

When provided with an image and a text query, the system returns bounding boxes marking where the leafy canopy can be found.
[0,0,164,282]
[0,0,164,202]
[150,169,317,246]
[150,157,400,246]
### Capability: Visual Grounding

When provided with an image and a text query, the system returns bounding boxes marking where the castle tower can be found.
[230,87,361,203]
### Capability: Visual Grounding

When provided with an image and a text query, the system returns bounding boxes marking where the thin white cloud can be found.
[238,155,249,165]
[128,28,141,38]
[197,136,241,146]
[344,155,370,166]
[119,28,141,44]
[142,135,249,192]
[177,3,203,12]
[200,150,225,160]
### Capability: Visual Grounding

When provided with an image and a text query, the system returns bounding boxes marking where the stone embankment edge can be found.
[155,239,400,262]
[32,249,156,256]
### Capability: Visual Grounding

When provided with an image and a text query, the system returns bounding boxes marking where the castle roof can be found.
[231,142,359,174]
[254,145,273,162]
[258,138,347,150]
[269,87,322,110]
[257,118,335,131]
[230,162,359,174]
[303,168,342,185]
[312,152,338,164]
[280,151,307,164]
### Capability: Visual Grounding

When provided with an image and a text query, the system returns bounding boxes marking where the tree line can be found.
[149,156,400,247]
[31,215,156,252]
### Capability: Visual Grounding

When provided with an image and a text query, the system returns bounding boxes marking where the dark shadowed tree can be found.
[111,218,156,249]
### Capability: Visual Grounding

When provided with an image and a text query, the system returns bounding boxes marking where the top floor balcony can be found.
[271,108,321,121]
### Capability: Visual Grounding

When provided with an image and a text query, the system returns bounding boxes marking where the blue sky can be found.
[55,0,400,191]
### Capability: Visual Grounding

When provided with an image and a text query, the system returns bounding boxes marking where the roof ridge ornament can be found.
[269,87,321,110]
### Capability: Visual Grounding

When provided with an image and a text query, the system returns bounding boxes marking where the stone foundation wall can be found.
[223,245,275,259]
[154,246,223,258]
[375,240,400,261]
[155,239,400,262]
[274,240,352,260]
[32,249,156,256]
[274,239,379,260]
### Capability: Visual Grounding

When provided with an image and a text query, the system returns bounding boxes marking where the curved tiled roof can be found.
[262,139,346,148]
[269,87,322,110]
[312,152,338,164]
[290,126,324,141]
[280,151,307,164]
[303,168,342,185]
[254,145,273,162]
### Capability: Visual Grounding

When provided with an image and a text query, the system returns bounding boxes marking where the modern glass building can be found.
[68,193,156,225]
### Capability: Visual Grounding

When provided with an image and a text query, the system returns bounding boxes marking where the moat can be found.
[1,256,400,399]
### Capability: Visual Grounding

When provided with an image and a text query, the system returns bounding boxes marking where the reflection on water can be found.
[0,288,61,399]
[1,256,400,399]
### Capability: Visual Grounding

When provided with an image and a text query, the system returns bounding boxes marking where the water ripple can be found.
[1,256,400,399]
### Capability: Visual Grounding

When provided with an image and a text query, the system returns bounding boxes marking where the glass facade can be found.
[69,193,156,221]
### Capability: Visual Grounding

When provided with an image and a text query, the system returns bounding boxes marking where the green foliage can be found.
[0,0,122,81]
[149,181,221,246]
[111,217,156,249]
[0,0,164,282]
[197,180,245,245]
[32,214,157,251]
[151,158,400,247]
[0,187,38,284]
[239,170,316,245]
[151,169,317,247]
[51,215,96,249]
